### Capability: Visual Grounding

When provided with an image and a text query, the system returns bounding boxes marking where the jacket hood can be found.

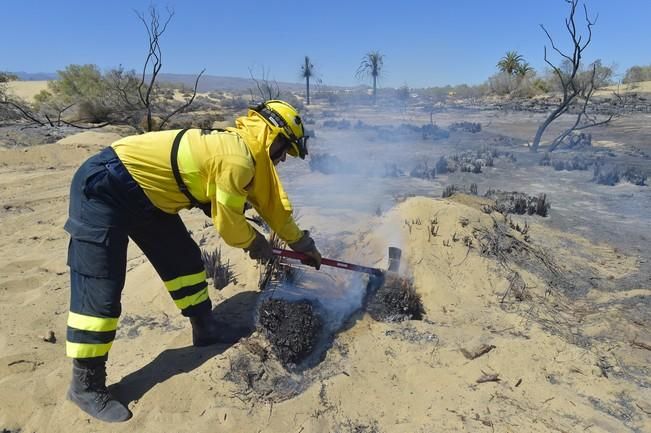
[228,112,294,215]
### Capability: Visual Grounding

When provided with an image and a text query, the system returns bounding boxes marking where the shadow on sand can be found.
[112,291,260,404]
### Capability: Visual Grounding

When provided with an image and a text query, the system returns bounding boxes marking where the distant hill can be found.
[157,73,307,93]
[13,72,57,81]
[11,71,309,93]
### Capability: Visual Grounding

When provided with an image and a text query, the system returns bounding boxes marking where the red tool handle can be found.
[272,248,383,276]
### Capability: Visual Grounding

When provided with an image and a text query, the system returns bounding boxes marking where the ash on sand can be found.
[256,299,323,366]
[367,274,424,322]
[224,298,329,404]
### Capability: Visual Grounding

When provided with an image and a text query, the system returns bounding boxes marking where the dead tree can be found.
[248,66,280,101]
[135,6,204,131]
[531,0,612,152]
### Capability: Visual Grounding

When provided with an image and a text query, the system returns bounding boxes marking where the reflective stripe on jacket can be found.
[111,124,302,248]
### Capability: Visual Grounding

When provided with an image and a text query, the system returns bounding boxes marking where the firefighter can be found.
[64,100,321,422]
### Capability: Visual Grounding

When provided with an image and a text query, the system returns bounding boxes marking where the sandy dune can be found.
[0,124,650,433]
[4,80,49,102]
[4,75,651,431]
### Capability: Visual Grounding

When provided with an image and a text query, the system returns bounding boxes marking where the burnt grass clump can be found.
[257,299,323,366]
[420,123,450,140]
[410,161,436,179]
[367,274,424,322]
[449,121,482,133]
[201,247,237,290]
[484,189,550,217]
[445,148,515,174]
[309,153,355,174]
[592,164,647,186]
[442,183,478,198]
[539,153,592,171]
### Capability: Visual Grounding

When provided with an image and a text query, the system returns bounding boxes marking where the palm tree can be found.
[497,51,524,75]
[300,56,315,105]
[356,50,384,104]
[515,61,533,78]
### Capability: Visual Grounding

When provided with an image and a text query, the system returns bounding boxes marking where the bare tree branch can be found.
[159,69,205,130]
[0,99,47,126]
[135,6,174,131]
[531,0,613,152]
[248,66,280,101]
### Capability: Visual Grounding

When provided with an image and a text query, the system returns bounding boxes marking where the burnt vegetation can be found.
[484,189,550,217]
[442,183,479,198]
[539,152,592,171]
[201,247,237,290]
[367,275,424,322]
[449,121,482,133]
[256,298,323,366]
[593,163,647,186]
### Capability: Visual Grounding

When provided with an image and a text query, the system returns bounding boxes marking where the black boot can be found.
[67,357,132,422]
[190,311,249,346]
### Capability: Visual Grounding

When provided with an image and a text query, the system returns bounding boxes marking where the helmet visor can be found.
[286,135,308,159]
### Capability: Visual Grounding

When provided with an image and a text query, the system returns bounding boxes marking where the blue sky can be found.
[2,0,649,88]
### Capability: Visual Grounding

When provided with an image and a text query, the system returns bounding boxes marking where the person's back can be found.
[112,128,253,214]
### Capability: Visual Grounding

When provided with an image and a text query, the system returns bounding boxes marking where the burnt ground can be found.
[284,107,651,277]
[279,105,651,360]
[366,274,424,322]
[256,298,323,366]
[2,102,650,431]
[228,107,651,392]
[0,124,78,148]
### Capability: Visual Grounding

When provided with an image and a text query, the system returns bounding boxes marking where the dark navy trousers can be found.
[64,147,210,359]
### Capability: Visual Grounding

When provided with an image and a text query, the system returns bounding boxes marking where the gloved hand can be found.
[288,230,322,270]
[244,230,273,262]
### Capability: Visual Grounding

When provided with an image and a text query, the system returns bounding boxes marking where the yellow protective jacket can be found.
[111,113,303,249]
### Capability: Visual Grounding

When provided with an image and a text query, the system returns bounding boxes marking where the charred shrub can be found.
[485,189,550,217]
[442,185,460,198]
[257,299,322,366]
[449,121,481,133]
[410,162,436,179]
[201,247,237,290]
[461,161,482,173]
[309,153,355,175]
[593,164,647,186]
[540,153,591,171]
[322,119,351,129]
[435,156,449,174]
[367,275,424,322]
[447,148,503,173]
[421,123,450,140]
[623,168,648,186]
[442,184,478,198]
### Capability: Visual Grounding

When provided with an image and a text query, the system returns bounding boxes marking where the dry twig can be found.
[476,370,501,383]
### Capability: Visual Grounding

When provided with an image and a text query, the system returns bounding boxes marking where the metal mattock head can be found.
[387,247,402,273]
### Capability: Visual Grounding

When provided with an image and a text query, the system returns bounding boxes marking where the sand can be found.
[0,119,650,433]
[4,80,49,102]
